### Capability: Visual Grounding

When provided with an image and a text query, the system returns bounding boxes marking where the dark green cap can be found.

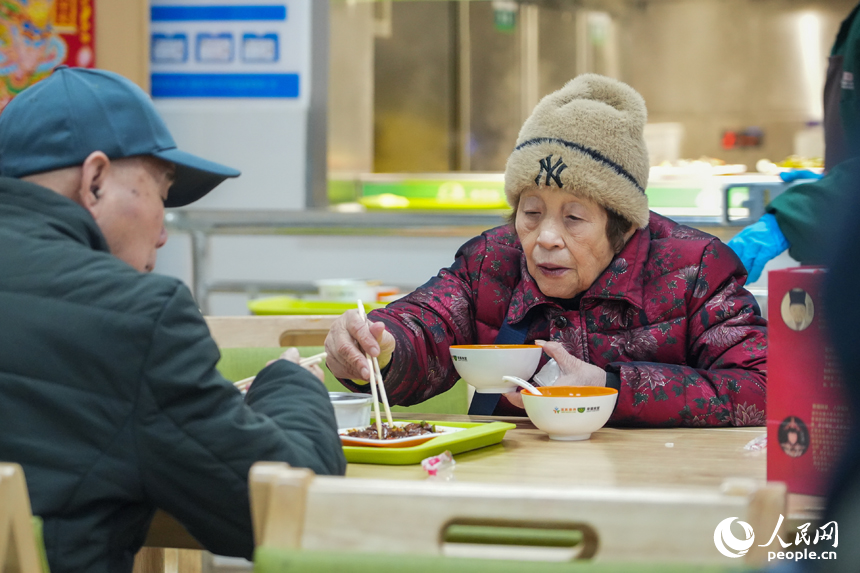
[0,66,240,207]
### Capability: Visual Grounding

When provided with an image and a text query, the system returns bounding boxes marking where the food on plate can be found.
[651,157,747,176]
[344,421,436,440]
[756,156,824,175]
[776,155,824,169]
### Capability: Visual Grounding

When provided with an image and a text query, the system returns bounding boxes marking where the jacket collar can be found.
[507,225,650,324]
[0,176,110,252]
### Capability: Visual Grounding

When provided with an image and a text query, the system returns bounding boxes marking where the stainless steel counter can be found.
[163,207,758,236]
[165,180,782,313]
[163,210,510,311]
[165,209,510,236]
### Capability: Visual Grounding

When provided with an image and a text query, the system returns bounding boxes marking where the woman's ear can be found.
[614,225,638,254]
[617,225,638,252]
[77,151,111,211]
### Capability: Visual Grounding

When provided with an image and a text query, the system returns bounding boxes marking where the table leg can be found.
[133,548,204,573]
[133,547,164,573]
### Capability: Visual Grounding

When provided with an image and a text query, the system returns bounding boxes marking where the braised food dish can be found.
[344,421,436,440]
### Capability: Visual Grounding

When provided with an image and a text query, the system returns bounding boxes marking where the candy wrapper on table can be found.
[767,267,851,495]
[421,450,455,481]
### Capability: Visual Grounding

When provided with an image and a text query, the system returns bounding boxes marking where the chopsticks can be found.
[233,352,327,392]
[357,299,393,437]
[298,352,327,367]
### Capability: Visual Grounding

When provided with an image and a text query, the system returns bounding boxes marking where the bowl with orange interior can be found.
[521,386,618,441]
[449,344,543,393]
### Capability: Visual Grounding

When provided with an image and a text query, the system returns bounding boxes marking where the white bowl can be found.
[329,392,372,429]
[522,386,618,441]
[449,345,542,394]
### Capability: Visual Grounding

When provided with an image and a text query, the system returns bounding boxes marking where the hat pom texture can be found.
[504,74,650,228]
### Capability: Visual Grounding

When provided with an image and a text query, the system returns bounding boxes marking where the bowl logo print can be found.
[553,406,601,414]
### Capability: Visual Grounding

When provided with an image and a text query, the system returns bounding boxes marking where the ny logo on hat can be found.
[535,155,567,187]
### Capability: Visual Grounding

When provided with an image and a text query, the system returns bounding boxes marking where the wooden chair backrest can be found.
[249,462,786,567]
[204,316,336,348]
[0,463,42,573]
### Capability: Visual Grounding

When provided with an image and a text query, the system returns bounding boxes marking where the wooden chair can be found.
[250,548,744,573]
[205,315,337,348]
[249,462,785,568]
[0,463,46,573]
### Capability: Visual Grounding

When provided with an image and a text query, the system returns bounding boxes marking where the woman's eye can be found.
[524,210,541,216]
[566,215,582,222]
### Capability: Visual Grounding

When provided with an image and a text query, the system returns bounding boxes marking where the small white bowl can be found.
[522,386,618,441]
[449,345,542,394]
[329,392,372,429]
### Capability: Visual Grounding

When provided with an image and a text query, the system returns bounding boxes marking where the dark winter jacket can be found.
[0,177,346,573]
[346,214,767,427]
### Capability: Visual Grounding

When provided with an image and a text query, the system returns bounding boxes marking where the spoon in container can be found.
[502,376,543,396]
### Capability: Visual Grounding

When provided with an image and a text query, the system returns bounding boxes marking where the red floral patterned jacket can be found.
[348,213,767,427]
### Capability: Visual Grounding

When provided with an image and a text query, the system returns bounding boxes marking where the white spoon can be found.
[502,376,543,396]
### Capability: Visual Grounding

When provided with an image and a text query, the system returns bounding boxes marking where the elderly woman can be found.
[325,74,766,426]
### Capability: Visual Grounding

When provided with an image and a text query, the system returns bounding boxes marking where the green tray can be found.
[358,195,511,211]
[248,296,385,315]
[358,178,510,211]
[343,420,516,465]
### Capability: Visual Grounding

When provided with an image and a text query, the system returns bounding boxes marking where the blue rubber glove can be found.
[726,213,790,283]
[779,169,824,183]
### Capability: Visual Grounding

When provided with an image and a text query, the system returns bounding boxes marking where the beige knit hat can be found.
[504,74,650,229]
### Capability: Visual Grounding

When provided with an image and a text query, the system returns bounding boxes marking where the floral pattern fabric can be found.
[344,212,766,427]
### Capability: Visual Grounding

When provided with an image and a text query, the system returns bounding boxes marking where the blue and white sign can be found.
[150,0,308,99]
[242,33,278,62]
[196,33,234,63]
[152,34,189,64]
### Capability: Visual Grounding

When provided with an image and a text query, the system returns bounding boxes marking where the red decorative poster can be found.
[0,0,95,109]
[767,267,851,496]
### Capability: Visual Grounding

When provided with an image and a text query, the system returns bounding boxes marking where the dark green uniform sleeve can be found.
[134,284,346,559]
[834,5,860,162]
[766,158,860,264]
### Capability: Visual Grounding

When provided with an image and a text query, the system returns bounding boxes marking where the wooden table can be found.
[353,415,824,518]
[137,416,825,570]
[349,415,768,489]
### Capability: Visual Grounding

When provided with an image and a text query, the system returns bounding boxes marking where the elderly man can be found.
[0,67,346,573]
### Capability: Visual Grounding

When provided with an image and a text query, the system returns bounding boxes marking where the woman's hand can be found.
[503,390,526,409]
[268,347,325,383]
[324,309,396,382]
[538,341,607,387]
[502,341,606,410]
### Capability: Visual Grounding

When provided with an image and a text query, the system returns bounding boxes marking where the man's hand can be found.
[324,310,396,382]
[726,213,790,283]
[268,347,325,383]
